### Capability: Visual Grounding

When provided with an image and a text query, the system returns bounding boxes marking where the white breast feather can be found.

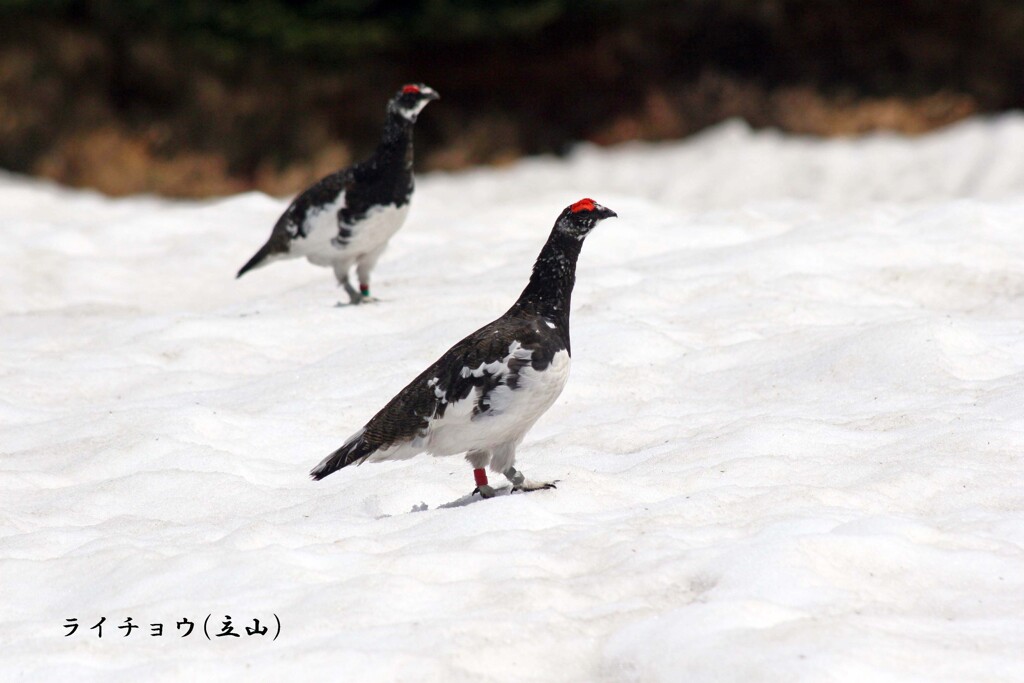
[292,192,345,264]
[337,203,410,255]
[292,194,410,267]
[364,345,571,464]
[427,345,571,456]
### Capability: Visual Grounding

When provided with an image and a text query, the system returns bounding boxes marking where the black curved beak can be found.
[596,205,617,219]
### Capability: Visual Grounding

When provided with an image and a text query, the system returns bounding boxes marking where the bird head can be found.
[389,84,440,123]
[555,198,618,240]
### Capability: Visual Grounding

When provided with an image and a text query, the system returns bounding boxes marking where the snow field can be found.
[2,116,1024,681]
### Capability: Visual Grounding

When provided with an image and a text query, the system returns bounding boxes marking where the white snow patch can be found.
[2,116,1024,681]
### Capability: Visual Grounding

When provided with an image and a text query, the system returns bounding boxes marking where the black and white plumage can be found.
[311,198,617,497]
[236,83,439,303]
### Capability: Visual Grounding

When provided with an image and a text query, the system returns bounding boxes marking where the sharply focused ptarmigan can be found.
[236,83,439,303]
[311,199,617,497]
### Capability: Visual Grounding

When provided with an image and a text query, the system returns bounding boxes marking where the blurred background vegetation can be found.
[0,0,1021,196]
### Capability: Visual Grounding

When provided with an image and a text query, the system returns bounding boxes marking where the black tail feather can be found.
[237,243,273,279]
[310,432,374,481]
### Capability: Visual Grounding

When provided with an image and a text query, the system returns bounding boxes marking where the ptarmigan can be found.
[310,198,617,497]
[236,83,439,304]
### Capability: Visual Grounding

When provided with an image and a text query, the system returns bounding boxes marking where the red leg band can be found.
[473,468,488,487]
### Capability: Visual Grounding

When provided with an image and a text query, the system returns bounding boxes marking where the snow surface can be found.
[3,116,1024,682]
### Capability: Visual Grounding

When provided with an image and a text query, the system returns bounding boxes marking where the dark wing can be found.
[237,169,354,278]
[310,313,565,480]
[283,168,354,239]
[333,155,415,248]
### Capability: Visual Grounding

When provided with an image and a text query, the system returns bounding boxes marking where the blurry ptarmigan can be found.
[236,84,439,303]
[310,199,617,497]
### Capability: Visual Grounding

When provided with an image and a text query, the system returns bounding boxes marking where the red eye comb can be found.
[570,198,596,213]
[402,84,421,94]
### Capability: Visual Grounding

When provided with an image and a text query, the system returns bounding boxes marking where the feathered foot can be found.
[471,467,498,498]
[504,467,557,493]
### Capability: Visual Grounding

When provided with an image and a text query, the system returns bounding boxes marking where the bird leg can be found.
[472,468,497,499]
[357,282,379,303]
[355,259,380,303]
[341,280,363,305]
[504,467,557,493]
[466,449,496,498]
[333,263,363,305]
